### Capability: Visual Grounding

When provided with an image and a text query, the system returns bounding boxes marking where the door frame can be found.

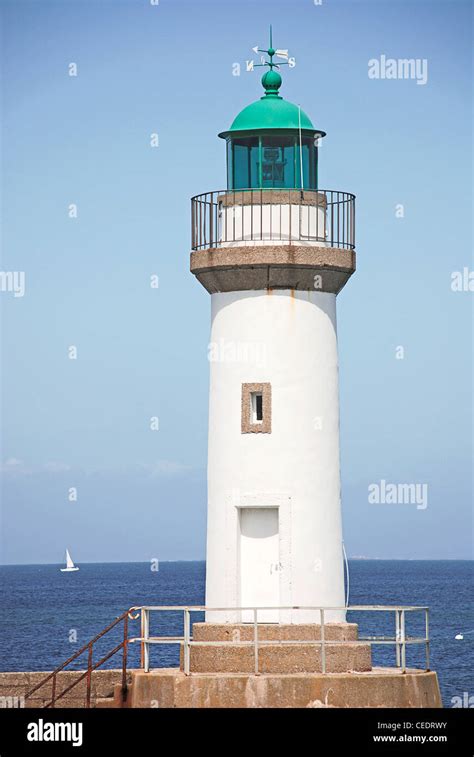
[233,496,292,623]
[238,505,281,623]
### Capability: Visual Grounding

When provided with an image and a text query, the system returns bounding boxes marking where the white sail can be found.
[60,548,79,572]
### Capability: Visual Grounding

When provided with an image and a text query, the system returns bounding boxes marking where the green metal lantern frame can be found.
[225,130,320,191]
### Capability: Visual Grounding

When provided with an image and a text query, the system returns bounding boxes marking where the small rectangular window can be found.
[242,383,271,434]
[251,392,263,423]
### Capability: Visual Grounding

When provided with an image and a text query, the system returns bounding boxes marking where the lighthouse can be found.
[191,34,356,625]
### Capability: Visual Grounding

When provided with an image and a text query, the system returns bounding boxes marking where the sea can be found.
[0,560,472,707]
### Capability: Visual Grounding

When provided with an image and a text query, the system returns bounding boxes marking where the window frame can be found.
[241,382,272,434]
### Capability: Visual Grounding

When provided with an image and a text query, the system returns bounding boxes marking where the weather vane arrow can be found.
[252,25,290,70]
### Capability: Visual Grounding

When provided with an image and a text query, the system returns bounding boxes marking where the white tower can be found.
[191,42,356,624]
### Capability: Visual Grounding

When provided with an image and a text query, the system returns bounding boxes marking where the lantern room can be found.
[218,69,326,191]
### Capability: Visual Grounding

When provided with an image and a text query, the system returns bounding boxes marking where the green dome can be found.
[219,97,318,139]
[218,68,325,140]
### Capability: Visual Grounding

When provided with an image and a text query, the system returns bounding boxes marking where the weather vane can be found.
[252,25,289,70]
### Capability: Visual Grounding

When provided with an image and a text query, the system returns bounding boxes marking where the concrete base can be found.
[0,669,127,708]
[182,622,371,674]
[192,622,359,641]
[130,668,442,708]
[181,643,371,674]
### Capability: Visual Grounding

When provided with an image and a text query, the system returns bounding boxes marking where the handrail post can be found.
[401,610,406,673]
[330,191,334,245]
[395,609,401,668]
[353,194,355,248]
[288,189,291,243]
[209,194,214,248]
[140,608,144,669]
[51,672,56,709]
[253,608,259,675]
[86,643,93,708]
[143,608,150,673]
[121,613,129,702]
[425,609,430,671]
[320,609,326,674]
[251,189,254,240]
[184,608,191,676]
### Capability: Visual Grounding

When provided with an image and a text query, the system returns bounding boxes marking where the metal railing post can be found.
[86,643,93,708]
[121,613,128,702]
[425,609,430,671]
[395,610,401,668]
[140,609,144,669]
[51,672,56,709]
[353,195,355,249]
[209,194,214,248]
[401,610,406,673]
[278,191,281,240]
[184,608,191,676]
[320,609,326,674]
[288,189,291,242]
[253,609,259,675]
[143,608,150,673]
[232,192,235,242]
[331,190,337,247]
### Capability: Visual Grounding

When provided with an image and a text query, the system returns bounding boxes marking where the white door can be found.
[239,507,280,623]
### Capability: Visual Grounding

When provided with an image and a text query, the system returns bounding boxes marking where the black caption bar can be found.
[0,707,471,755]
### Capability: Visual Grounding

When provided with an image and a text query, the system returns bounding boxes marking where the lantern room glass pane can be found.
[295,138,318,190]
[232,137,259,190]
[249,142,260,187]
[226,140,233,189]
[233,141,249,189]
[261,136,295,189]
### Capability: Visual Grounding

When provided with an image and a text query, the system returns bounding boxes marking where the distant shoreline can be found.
[1,558,472,567]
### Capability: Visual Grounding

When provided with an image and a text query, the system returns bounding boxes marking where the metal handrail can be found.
[24,607,139,708]
[191,188,356,251]
[24,603,431,707]
[132,604,430,676]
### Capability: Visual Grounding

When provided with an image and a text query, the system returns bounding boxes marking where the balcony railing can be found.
[191,189,355,251]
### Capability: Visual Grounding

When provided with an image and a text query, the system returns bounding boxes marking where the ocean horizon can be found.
[1,559,472,707]
[3,557,472,566]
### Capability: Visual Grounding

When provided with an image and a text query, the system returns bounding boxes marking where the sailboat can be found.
[60,549,79,572]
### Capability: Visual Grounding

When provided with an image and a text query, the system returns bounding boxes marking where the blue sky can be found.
[0,0,472,563]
